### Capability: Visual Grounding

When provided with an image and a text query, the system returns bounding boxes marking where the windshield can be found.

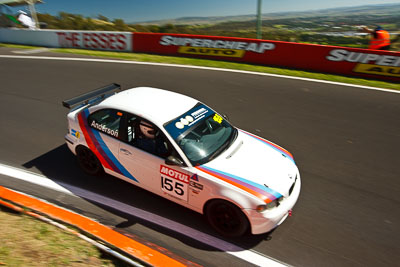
[164,103,237,165]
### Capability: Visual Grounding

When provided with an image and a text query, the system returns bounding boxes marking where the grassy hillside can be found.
[130,4,400,49]
[3,3,398,49]
[137,3,400,25]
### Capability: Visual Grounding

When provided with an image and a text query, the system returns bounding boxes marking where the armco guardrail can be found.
[1,29,398,81]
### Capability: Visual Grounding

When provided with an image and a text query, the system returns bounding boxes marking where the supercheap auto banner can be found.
[132,33,399,82]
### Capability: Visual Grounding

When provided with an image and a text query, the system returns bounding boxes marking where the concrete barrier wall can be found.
[133,33,400,82]
[1,28,398,81]
[0,28,132,52]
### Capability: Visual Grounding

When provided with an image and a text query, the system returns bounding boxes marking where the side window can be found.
[126,115,138,143]
[88,109,122,139]
[124,114,172,159]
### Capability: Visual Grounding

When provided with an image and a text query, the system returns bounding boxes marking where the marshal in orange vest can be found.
[367,26,391,50]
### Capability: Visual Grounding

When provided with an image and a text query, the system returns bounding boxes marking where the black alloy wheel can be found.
[206,199,249,237]
[76,146,103,176]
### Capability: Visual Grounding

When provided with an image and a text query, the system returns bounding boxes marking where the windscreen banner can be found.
[132,33,399,82]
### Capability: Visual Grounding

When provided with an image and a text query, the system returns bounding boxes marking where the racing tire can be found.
[76,146,103,176]
[205,199,249,237]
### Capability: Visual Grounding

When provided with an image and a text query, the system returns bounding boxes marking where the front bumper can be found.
[244,173,301,235]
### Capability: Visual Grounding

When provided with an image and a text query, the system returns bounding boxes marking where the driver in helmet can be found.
[140,120,157,139]
[135,120,168,157]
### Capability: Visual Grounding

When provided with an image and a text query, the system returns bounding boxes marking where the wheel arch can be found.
[202,185,268,232]
[202,187,260,213]
[75,144,89,154]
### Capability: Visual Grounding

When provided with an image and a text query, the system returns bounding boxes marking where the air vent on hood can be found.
[289,175,298,196]
[226,140,244,159]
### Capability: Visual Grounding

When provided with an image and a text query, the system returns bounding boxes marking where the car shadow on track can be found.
[22,144,274,251]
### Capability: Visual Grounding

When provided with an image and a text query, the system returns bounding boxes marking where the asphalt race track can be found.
[0,47,399,266]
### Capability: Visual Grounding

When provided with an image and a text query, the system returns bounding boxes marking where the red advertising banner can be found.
[133,33,399,82]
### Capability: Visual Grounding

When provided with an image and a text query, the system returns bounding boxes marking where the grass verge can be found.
[1,43,399,90]
[0,206,128,267]
[54,48,400,91]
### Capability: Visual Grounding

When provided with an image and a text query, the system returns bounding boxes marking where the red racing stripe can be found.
[77,111,112,170]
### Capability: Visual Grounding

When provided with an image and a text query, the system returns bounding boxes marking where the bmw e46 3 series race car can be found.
[62,83,301,237]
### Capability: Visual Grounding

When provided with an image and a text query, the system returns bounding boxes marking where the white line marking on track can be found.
[12,48,50,54]
[0,54,398,94]
[0,163,288,267]
[0,164,71,194]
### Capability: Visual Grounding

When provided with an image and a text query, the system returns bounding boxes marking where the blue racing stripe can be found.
[202,165,282,199]
[90,128,139,182]
[82,109,138,183]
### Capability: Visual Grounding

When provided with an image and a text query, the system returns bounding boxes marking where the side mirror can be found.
[165,155,184,166]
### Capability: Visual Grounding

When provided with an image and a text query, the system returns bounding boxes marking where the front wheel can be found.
[205,200,249,237]
[76,146,103,176]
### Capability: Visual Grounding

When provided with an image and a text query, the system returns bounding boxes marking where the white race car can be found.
[63,84,301,237]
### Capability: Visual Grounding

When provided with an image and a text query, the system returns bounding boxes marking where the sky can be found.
[11,0,400,23]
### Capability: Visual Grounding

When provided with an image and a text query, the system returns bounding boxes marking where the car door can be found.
[85,108,127,176]
[118,113,192,205]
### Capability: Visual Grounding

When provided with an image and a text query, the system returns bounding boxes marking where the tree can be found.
[159,23,176,33]
[97,14,109,22]
[112,18,130,31]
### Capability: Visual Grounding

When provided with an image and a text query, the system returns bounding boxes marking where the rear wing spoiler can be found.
[62,83,121,109]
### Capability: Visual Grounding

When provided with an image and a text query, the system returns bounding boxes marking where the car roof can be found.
[99,87,199,125]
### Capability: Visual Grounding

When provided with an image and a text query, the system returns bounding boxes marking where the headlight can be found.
[257,197,284,212]
[266,199,279,209]
[256,204,267,212]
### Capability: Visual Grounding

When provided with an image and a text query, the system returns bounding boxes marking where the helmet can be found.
[139,120,156,139]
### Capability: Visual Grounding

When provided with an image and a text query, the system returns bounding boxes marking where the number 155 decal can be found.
[160,165,189,201]
[161,176,188,201]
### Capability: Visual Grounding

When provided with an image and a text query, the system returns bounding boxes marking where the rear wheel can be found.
[76,146,103,176]
[205,199,249,237]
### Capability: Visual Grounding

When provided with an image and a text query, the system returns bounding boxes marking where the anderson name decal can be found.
[160,35,275,58]
[90,121,119,137]
[327,49,400,77]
